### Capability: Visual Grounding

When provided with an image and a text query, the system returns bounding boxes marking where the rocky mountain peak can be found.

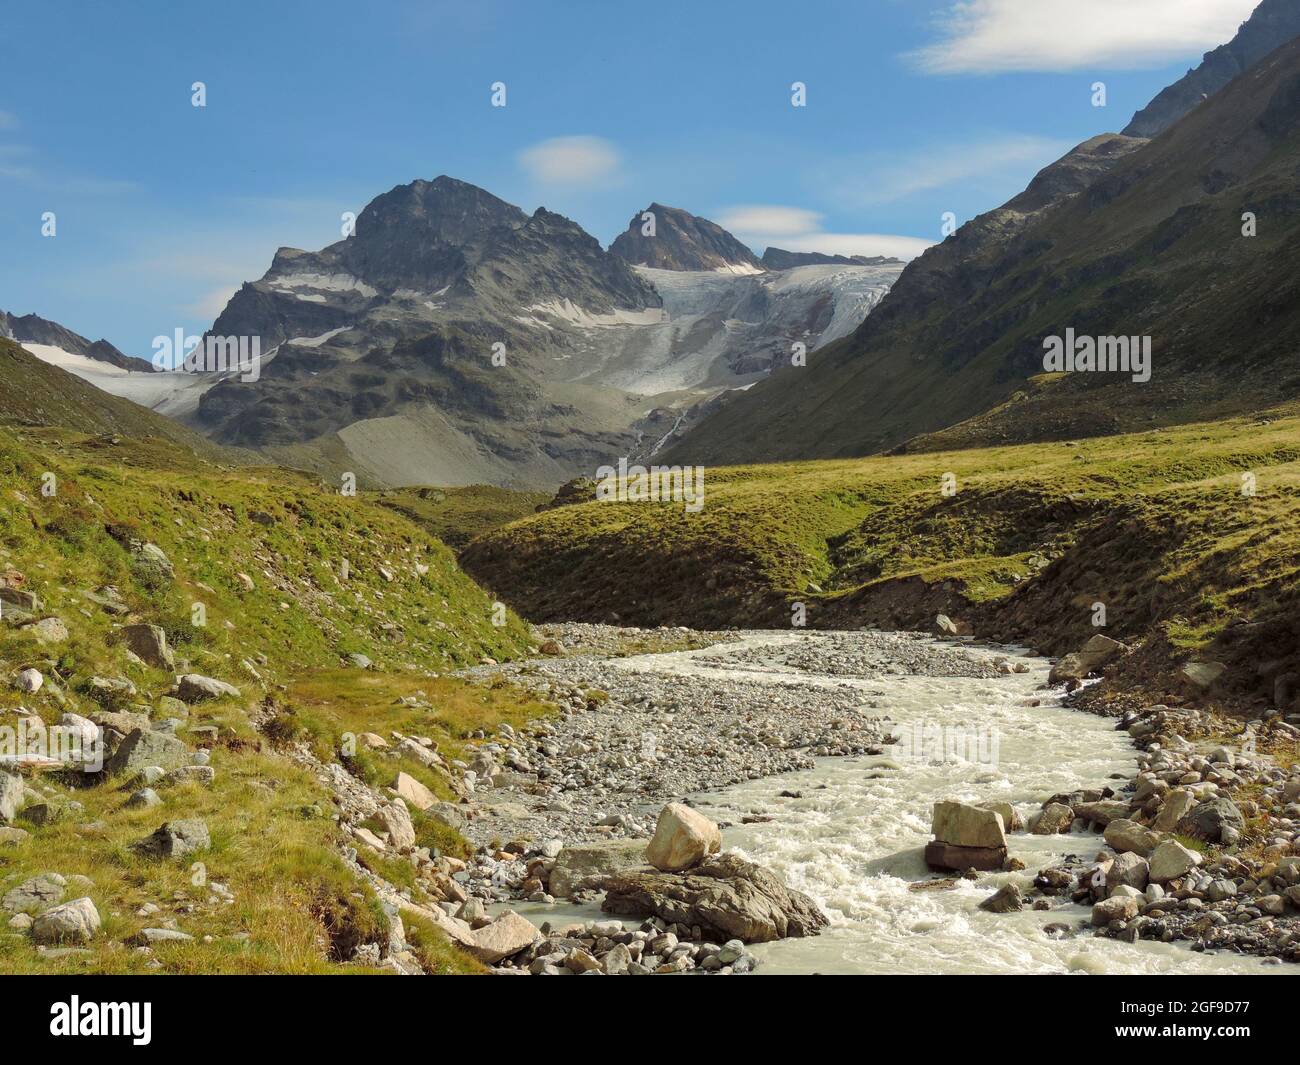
[609,204,764,272]
[1123,0,1300,137]
[0,310,153,373]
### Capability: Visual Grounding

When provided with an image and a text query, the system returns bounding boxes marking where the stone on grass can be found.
[364,799,416,850]
[176,674,241,703]
[15,668,42,693]
[32,897,100,944]
[0,769,23,822]
[121,624,174,669]
[3,873,66,914]
[107,729,190,775]
[392,772,436,812]
[134,819,211,859]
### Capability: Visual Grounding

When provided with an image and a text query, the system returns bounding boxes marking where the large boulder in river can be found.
[1073,799,1130,827]
[926,800,1008,871]
[645,802,721,872]
[1030,802,1075,835]
[601,852,827,943]
[932,801,1006,848]
[1048,635,1126,684]
[549,839,649,898]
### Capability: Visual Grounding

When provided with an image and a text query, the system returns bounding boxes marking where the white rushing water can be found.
[607,632,1290,976]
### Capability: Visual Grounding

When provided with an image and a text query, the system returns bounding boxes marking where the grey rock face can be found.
[1123,0,1300,137]
[610,203,763,272]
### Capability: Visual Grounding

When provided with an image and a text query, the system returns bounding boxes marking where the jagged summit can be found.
[0,310,153,373]
[1124,0,1300,136]
[609,203,764,273]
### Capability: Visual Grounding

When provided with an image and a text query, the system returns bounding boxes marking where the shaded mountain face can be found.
[182,177,899,488]
[760,248,902,270]
[609,204,764,273]
[1124,0,1300,137]
[667,19,1300,468]
[0,310,153,373]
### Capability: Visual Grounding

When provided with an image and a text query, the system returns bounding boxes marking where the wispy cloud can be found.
[0,144,35,180]
[817,133,1073,208]
[910,0,1258,74]
[715,205,933,261]
[518,135,621,187]
[712,206,822,238]
[0,110,18,131]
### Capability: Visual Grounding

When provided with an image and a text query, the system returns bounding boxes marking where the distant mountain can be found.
[0,310,155,373]
[760,248,902,270]
[1124,0,1300,137]
[666,35,1300,466]
[609,204,764,273]
[164,177,899,488]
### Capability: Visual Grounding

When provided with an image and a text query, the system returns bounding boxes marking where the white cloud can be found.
[911,0,1259,74]
[518,135,621,186]
[714,206,822,238]
[717,204,933,262]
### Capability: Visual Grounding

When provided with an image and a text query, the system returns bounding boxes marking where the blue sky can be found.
[0,0,1260,356]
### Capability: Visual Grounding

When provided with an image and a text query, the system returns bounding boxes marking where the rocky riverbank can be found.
[1013,696,1300,963]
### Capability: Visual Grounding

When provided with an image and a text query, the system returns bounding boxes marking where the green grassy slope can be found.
[667,37,1300,466]
[378,484,551,550]
[0,338,235,460]
[0,422,537,973]
[464,405,1300,714]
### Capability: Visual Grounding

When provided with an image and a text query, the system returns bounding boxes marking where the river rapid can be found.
[598,632,1288,975]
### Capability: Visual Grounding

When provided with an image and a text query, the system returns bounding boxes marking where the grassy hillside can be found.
[465,404,1300,716]
[0,422,539,973]
[0,338,234,460]
[668,37,1300,466]
[378,484,550,550]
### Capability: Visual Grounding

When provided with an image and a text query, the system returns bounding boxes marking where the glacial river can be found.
[613,633,1290,976]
